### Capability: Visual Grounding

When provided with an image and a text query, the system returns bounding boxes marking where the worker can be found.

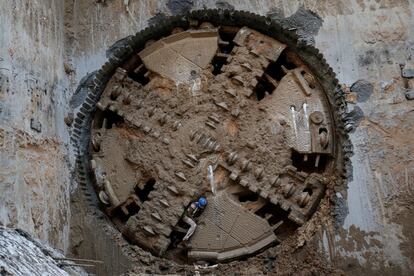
[182,197,207,241]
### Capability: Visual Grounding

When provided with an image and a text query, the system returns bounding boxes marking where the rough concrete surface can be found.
[0,0,413,275]
[0,0,72,252]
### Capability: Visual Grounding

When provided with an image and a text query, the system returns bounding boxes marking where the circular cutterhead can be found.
[83,11,348,264]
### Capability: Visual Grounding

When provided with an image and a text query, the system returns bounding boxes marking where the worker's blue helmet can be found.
[198,197,207,207]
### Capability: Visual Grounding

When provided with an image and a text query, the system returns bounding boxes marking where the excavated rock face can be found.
[73,10,349,264]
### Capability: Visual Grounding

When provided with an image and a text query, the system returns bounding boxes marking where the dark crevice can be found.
[112,208,130,223]
[135,178,156,202]
[92,109,105,128]
[126,201,140,216]
[122,54,150,86]
[230,186,259,203]
[219,25,240,41]
[254,50,297,100]
[268,62,287,81]
[92,109,125,129]
[255,201,299,238]
[128,69,150,86]
[120,50,142,71]
[319,127,327,134]
[291,149,331,173]
[265,50,296,82]
[303,187,313,196]
[103,109,124,129]
[110,89,120,100]
[110,196,141,224]
[211,26,238,75]
[273,218,299,239]
[128,59,150,86]
[212,55,229,75]
[254,81,267,101]
[238,191,259,202]
[219,41,234,55]
[254,74,278,101]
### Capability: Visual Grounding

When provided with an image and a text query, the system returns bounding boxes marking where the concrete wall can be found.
[0,0,71,252]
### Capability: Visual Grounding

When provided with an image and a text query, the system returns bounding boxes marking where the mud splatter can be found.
[275,6,323,44]
[347,105,365,131]
[333,193,348,227]
[358,49,393,66]
[358,49,375,66]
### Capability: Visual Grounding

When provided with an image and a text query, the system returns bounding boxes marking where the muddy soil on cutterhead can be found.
[70,11,352,275]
